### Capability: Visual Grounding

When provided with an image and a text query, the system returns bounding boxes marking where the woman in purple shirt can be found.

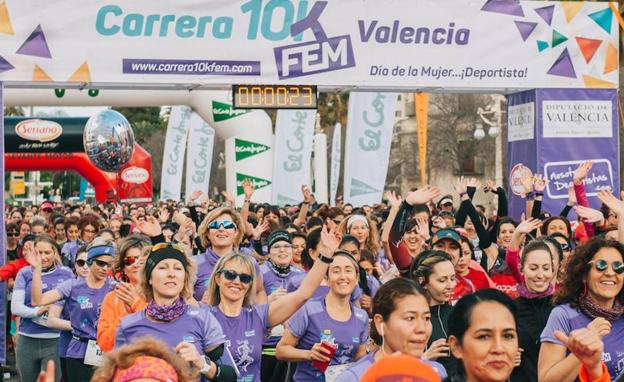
[204,225,341,382]
[276,252,369,382]
[12,235,73,382]
[334,278,446,382]
[114,242,235,381]
[28,237,116,382]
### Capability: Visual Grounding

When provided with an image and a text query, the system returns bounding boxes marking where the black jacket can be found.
[429,304,454,372]
[511,295,554,382]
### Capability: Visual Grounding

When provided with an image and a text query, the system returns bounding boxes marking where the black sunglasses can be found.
[219,269,253,284]
[7,232,19,237]
[75,259,87,267]
[89,259,112,269]
[589,260,624,275]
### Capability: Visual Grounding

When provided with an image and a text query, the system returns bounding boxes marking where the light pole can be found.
[474,95,505,187]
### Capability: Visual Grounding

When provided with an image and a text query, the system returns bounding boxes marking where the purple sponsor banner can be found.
[0,82,5,364]
[122,59,261,76]
[538,89,619,214]
[507,90,537,220]
[273,35,356,79]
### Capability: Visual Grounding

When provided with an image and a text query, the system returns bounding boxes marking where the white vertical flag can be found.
[343,92,398,206]
[160,106,191,201]
[185,112,215,202]
[271,110,315,205]
[329,123,341,206]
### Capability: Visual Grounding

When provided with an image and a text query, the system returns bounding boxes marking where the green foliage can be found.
[111,107,167,145]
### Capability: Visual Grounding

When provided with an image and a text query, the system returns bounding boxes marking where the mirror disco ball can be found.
[83,109,135,172]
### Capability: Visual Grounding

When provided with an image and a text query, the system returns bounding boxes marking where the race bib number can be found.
[325,363,352,382]
[84,340,104,367]
[31,313,49,327]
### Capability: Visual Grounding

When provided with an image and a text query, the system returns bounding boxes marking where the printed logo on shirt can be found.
[235,340,254,373]
[352,336,360,343]
[188,309,199,316]
[244,330,255,337]
[183,335,195,343]
[77,296,93,310]
[602,352,612,362]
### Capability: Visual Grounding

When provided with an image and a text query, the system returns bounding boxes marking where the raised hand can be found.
[533,174,548,192]
[251,220,270,240]
[455,176,468,196]
[575,206,604,224]
[189,190,203,202]
[319,225,341,257]
[158,207,171,223]
[133,215,162,237]
[405,185,440,206]
[243,179,255,200]
[301,185,314,204]
[23,241,41,269]
[415,217,431,241]
[515,218,542,235]
[484,180,498,193]
[567,186,577,206]
[597,189,624,218]
[115,282,140,310]
[384,190,402,209]
[573,161,593,185]
[466,177,481,189]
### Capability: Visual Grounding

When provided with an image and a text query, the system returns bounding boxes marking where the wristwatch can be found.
[199,356,213,375]
[318,254,333,264]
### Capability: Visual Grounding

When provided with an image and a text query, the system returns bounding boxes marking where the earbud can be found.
[380,322,385,337]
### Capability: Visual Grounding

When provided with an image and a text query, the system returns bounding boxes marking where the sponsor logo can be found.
[15,119,63,142]
[121,167,149,184]
[235,138,270,161]
[212,101,251,122]
[274,2,355,79]
[236,173,271,196]
[509,163,533,196]
[349,178,380,197]
[277,194,299,206]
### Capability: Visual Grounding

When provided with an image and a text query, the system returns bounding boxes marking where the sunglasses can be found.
[589,259,624,275]
[75,259,87,267]
[124,256,140,267]
[90,259,112,269]
[7,232,19,237]
[560,243,571,251]
[208,220,237,230]
[219,269,253,284]
[151,242,187,254]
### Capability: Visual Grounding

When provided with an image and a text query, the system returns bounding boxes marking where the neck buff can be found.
[517,282,554,299]
[146,297,186,322]
[579,293,624,322]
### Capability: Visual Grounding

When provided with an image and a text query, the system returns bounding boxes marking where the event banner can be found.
[344,92,398,206]
[272,109,315,205]
[0,1,618,90]
[161,106,191,201]
[330,123,341,205]
[0,82,6,364]
[507,88,619,219]
[185,111,215,202]
[225,135,273,206]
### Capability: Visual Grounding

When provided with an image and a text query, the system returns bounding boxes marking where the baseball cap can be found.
[431,228,462,247]
[361,354,441,382]
[40,200,54,211]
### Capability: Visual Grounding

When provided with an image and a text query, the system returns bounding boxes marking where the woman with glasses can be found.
[6,223,20,261]
[276,251,369,382]
[78,214,101,245]
[205,226,340,382]
[539,238,624,382]
[194,207,267,303]
[97,235,151,352]
[12,234,73,382]
[115,242,236,381]
[28,237,116,382]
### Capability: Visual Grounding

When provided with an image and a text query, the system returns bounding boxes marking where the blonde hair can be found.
[204,252,258,307]
[140,248,197,302]
[198,207,245,248]
[34,234,62,266]
[91,336,196,382]
[337,214,380,255]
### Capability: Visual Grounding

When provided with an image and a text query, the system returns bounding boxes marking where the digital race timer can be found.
[232,85,317,109]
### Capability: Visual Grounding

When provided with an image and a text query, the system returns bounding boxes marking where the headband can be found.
[144,245,188,283]
[112,356,178,382]
[347,215,369,230]
[87,245,115,261]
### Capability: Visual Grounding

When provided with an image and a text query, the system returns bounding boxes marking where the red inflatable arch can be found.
[5,143,153,203]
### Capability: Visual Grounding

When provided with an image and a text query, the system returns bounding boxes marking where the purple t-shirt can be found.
[209,304,269,382]
[261,263,304,346]
[55,277,116,359]
[334,352,447,382]
[287,298,369,381]
[116,304,225,356]
[193,247,262,301]
[286,273,362,303]
[541,303,624,380]
[14,265,73,336]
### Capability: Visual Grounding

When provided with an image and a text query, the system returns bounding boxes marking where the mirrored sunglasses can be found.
[589,259,624,275]
[208,220,237,230]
